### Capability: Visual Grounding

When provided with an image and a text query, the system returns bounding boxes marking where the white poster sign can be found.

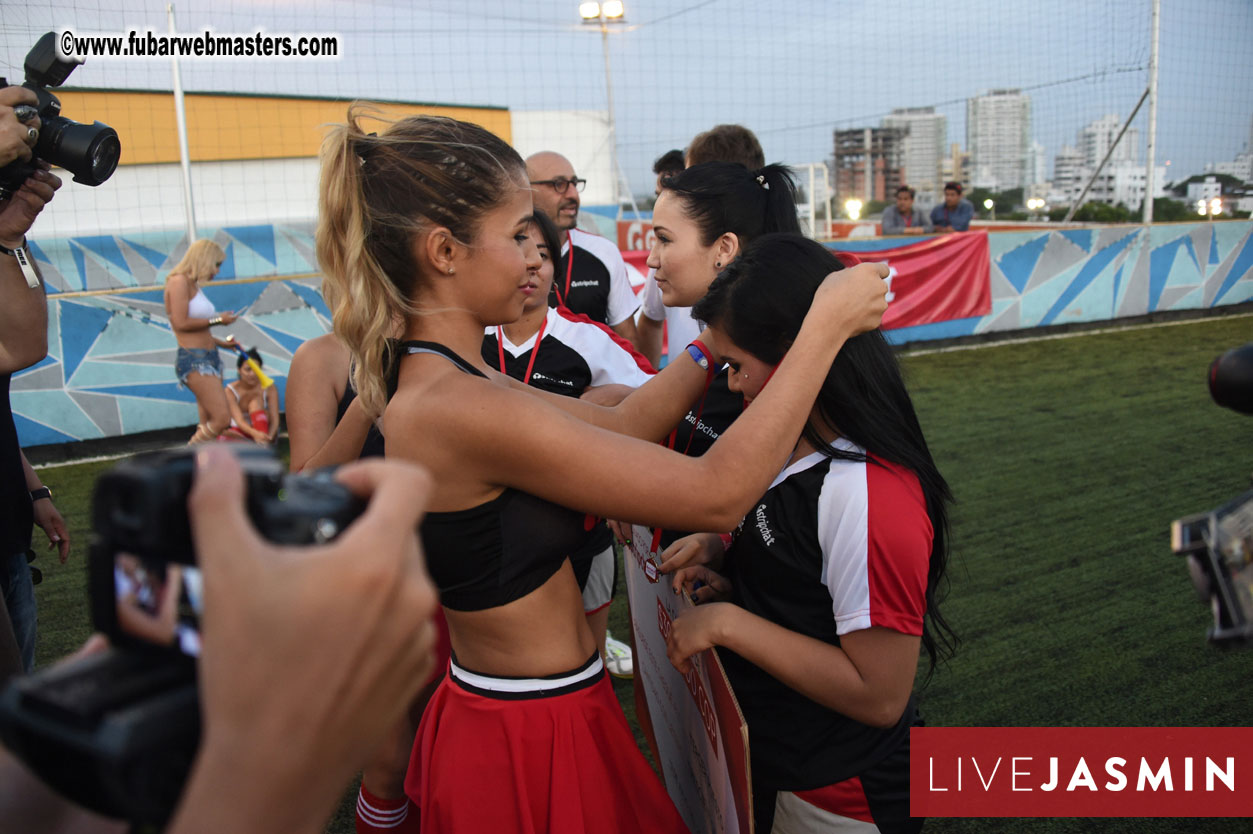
[625,526,753,834]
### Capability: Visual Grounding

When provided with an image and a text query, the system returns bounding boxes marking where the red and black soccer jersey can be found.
[549,228,641,328]
[720,442,932,793]
[482,306,653,397]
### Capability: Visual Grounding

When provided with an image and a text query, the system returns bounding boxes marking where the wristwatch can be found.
[29,486,51,502]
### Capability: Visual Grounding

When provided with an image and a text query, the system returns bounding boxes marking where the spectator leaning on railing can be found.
[930,181,974,233]
[881,185,933,236]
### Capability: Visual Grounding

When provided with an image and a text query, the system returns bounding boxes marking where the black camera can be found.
[1171,342,1253,645]
[1173,490,1253,645]
[0,447,364,827]
[0,31,121,198]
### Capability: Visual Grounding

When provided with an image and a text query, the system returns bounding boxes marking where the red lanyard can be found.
[650,371,716,555]
[496,313,548,385]
[553,230,575,308]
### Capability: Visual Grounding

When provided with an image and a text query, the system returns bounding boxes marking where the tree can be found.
[1167,173,1246,197]
[1049,202,1133,223]
[1151,198,1195,222]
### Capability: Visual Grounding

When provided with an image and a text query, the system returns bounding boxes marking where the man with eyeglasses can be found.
[525,151,641,348]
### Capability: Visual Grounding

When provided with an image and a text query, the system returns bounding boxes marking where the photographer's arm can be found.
[0,167,59,373]
[167,449,438,834]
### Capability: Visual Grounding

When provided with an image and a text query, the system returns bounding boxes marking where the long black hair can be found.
[529,209,566,284]
[693,233,957,677]
[661,162,801,247]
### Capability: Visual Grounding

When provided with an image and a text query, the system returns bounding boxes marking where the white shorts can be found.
[772,790,881,833]
[581,544,614,615]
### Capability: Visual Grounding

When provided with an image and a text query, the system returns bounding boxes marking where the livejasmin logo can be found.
[910,727,1252,818]
[927,754,1234,793]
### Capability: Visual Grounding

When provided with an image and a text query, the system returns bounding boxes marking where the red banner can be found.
[833,231,991,331]
[911,727,1253,818]
[622,230,990,332]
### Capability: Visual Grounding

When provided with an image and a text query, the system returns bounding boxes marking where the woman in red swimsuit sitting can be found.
[221,347,278,444]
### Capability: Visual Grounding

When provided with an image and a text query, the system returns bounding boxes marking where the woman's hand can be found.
[658,532,724,575]
[812,261,891,337]
[217,311,239,327]
[670,564,732,604]
[666,601,739,676]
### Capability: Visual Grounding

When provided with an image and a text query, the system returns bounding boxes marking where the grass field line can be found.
[901,310,1253,357]
[32,433,292,470]
[33,451,147,469]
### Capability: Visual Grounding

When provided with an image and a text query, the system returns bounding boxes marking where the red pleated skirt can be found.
[406,653,689,834]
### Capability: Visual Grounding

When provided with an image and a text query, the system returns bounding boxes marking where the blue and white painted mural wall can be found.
[13,220,1253,447]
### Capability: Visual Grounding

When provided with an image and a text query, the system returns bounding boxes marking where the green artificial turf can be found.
[19,312,1253,832]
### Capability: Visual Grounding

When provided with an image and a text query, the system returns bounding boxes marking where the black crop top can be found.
[403,341,589,611]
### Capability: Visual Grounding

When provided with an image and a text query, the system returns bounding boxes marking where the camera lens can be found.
[40,115,120,187]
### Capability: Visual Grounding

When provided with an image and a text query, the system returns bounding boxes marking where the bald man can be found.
[526,152,640,347]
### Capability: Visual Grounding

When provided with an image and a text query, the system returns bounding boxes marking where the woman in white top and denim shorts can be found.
[162,239,240,443]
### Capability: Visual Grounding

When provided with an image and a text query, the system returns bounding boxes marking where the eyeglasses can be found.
[530,177,587,194]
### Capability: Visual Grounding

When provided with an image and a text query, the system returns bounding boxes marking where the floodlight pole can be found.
[598,21,622,218]
[1143,0,1160,224]
[168,4,197,245]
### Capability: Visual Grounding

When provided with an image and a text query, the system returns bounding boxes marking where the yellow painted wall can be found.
[55,91,511,165]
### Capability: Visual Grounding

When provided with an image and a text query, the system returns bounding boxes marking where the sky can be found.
[2,0,1250,200]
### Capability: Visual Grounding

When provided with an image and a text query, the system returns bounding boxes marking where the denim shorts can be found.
[175,347,223,388]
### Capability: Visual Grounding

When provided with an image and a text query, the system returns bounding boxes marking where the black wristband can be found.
[0,237,26,257]
[29,486,51,502]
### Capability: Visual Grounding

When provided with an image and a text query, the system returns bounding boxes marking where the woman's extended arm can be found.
[391,264,889,532]
[286,335,372,471]
[503,262,889,444]
[667,605,920,729]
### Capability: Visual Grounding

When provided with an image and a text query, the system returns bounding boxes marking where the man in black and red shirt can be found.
[526,151,641,349]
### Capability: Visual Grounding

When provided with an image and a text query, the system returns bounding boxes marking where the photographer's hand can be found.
[170,447,438,834]
[0,87,39,169]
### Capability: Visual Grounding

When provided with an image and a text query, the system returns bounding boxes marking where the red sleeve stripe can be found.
[818,456,931,637]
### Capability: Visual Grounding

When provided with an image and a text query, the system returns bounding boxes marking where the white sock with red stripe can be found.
[355,784,419,833]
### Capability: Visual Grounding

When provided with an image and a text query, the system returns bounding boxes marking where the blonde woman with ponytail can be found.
[162,239,239,442]
[316,106,890,834]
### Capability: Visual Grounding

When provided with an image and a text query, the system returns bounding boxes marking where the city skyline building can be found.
[1079,113,1140,170]
[881,107,947,205]
[832,126,906,204]
[967,88,1031,192]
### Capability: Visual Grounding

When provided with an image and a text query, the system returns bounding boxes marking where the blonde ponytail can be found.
[316,105,526,418]
[316,107,412,418]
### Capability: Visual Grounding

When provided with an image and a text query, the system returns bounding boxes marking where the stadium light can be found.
[844,198,862,220]
[1197,200,1208,217]
[983,198,994,209]
[1210,198,1223,216]
[578,2,627,218]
